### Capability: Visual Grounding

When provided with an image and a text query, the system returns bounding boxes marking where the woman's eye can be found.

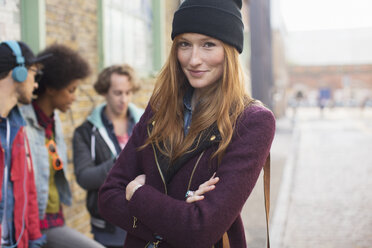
[178,41,189,48]
[69,87,77,93]
[204,42,216,48]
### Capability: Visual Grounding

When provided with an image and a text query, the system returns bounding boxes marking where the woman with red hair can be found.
[99,0,275,247]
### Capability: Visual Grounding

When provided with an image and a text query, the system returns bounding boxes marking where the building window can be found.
[0,0,21,41]
[103,0,152,74]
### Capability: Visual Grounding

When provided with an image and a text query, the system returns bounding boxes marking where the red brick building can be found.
[288,64,372,106]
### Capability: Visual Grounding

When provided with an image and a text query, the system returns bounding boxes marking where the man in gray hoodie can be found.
[73,64,143,248]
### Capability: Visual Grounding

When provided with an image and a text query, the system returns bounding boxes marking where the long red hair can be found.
[143,36,253,163]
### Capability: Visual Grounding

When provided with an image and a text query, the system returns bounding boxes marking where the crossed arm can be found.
[126,173,220,203]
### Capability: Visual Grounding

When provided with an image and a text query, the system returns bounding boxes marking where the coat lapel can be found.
[149,122,221,184]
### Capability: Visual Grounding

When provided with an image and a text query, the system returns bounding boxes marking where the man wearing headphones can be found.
[0,40,48,248]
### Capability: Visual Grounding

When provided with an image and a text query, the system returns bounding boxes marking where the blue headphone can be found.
[4,40,28,82]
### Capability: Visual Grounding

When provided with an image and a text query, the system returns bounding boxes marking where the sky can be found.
[274,0,372,65]
[280,0,372,31]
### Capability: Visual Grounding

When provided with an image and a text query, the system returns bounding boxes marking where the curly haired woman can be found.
[20,44,104,248]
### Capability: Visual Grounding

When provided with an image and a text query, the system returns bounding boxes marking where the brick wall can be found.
[288,64,372,105]
[289,64,372,90]
[45,0,100,237]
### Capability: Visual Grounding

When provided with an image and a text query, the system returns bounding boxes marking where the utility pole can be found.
[249,0,273,109]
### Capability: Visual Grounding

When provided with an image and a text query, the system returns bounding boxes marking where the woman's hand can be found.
[186,173,219,203]
[126,174,146,201]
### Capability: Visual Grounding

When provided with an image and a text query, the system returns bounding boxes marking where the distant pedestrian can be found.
[318,87,331,109]
[73,64,143,248]
[0,40,47,248]
[292,90,304,119]
[295,90,304,104]
[98,0,275,247]
[360,96,370,111]
[20,44,104,248]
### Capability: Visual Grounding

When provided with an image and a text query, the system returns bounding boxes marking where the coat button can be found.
[210,135,216,141]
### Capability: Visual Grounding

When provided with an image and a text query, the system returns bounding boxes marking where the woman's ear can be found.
[45,87,57,97]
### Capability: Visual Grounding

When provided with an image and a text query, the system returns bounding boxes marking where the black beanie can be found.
[171,0,244,53]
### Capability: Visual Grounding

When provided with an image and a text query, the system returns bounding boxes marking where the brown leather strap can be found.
[215,154,271,248]
[263,154,271,248]
[222,232,230,248]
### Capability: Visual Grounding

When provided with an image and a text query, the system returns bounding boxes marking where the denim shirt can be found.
[0,106,26,245]
[183,87,194,135]
[20,104,72,219]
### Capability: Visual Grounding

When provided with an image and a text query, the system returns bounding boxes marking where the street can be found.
[243,107,372,248]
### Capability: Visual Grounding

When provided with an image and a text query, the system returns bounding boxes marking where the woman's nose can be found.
[189,47,202,66]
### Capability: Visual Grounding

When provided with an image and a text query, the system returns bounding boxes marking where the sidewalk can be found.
[243,114,294,247]
[271,107,372,248]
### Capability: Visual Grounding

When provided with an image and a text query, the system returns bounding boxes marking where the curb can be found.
[270,125,301,248]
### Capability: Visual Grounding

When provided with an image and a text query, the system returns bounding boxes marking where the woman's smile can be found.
[188,69,208,78]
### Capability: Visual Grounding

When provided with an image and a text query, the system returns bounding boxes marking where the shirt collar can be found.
[101,106,113,129]
[101,105,135,127]
[32,101,54,127]
[0,105,26,127]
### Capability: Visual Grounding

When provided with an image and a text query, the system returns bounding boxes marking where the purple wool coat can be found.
[98,103,275,248]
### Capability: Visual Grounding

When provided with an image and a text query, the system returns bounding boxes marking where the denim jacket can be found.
[20,104,72,219]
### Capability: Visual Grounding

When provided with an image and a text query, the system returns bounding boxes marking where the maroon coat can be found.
[98,103,275,248]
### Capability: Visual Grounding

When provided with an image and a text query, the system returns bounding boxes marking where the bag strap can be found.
[263,153,271,248]
[219,154,271,248]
